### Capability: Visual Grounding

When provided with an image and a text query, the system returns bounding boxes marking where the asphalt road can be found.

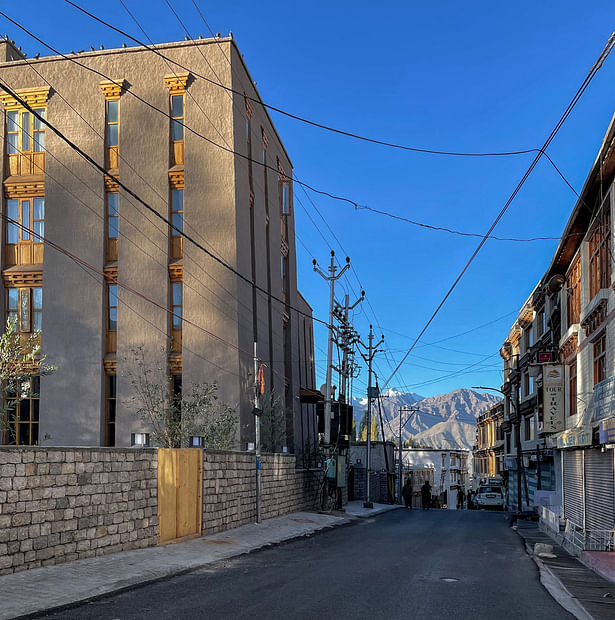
[39,509,573,620]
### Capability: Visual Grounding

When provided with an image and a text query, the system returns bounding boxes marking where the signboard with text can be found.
[599,417,615,444]
[542,365,564,433]
[593,376,615,422]
[556,426,592,449]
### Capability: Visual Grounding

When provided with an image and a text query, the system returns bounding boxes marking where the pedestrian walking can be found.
[421,480,431,510]
[402,477,413,509]
[467,490,474,510]
[456,486,465,510]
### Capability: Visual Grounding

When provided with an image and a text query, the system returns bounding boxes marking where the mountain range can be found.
[350,388,501,451]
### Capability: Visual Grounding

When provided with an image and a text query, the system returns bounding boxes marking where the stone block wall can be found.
[201,451,323,535]
[0,447,158,575]
[0,447,326,574]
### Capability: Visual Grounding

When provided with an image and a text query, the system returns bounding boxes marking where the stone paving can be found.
[0,501,398,619]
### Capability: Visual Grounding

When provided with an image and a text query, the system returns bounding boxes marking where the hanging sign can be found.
[599,417,615,444]
[542,365,564,433]
[593,376,615,422]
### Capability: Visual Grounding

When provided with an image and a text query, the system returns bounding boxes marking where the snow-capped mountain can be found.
[351,388,501,451]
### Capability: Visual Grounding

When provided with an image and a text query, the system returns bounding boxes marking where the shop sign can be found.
[556,426,592,449]
[503,457,517,470]
[542,365,564,432]
[593,376,615,422]
[599,416,615,444]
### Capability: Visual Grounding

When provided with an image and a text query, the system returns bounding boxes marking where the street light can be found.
[472,383,524,515]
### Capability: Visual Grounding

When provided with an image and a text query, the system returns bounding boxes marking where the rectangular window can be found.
[108,284,118,331]
[171,94,184,141]
[569,360,577,416]
[567,257,581,327]
[106,100,119,146]
[1,376,40,446]
[105,99,119,169]
[5,108,45,155]
[280,178,291,216]
[589,198,611,300]
[172,282,182,330]
[106,192,119,262]
[6,197,44,244]
[594,333,606,385]
[171,189,183,236]
[6,287,41,334]
[105,374,116,447]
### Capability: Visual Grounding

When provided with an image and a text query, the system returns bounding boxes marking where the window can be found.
[567,257,581,327]
[171,189,183,236]
[171,94,184,142]
[569,360,577,416]
[594,333,606,386]
[524,416,534,442]
[6,287,42,333]
[171,282,182,330]
[280,178,291,217]
[106,192,119,261]
[107,284,118,331]
[6,197,44,243]
[105,99,119,169]
[105,374,116,447]
[6,108,45,155]
[1,376,40,446]
[589,198,611,299]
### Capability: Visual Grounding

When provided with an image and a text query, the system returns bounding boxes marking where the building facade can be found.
[499,113,615,549]
[472,401,504,484]
[0,37,317,455]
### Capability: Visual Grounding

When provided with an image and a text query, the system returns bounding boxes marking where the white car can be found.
[475,485,505,510]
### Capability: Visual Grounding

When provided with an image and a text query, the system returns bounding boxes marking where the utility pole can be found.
[313,251,350,444]
[359,325,384,509]
[398,406,419,504]
[333,291,363,403]
[514,372,523,514]
[253,342,262,523]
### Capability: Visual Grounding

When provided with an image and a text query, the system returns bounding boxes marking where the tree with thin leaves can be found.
[123,345,238,449]
[0,317,55,440]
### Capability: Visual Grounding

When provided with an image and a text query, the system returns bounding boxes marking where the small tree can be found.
[0,317,55,438]
[123,345,238,449]
[260,389,287,453]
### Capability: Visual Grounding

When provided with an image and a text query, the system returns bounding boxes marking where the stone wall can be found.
[0,447,325,574]
[201,451,322,535]
[0,447,158,575]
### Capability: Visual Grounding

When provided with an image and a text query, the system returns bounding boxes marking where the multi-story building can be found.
[0,36,317,456]
[402,447,470,509]
[540,113,615,547]
[499,284,559,512]
[472,401,504,483]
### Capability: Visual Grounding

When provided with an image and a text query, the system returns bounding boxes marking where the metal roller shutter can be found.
[563,450,584,527]
[584,449,615,531]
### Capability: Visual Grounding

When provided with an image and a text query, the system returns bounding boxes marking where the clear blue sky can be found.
[4,1,615,398]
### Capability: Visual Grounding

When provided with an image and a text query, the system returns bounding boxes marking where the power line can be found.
[382,29,615,390]
[65,0,543,160]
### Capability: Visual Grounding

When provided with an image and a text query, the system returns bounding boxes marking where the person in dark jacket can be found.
[402,478,413,509]
[421,480,431,510]
[456,486,465,510]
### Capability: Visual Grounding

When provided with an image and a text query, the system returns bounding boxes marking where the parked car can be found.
[474,485,505,510]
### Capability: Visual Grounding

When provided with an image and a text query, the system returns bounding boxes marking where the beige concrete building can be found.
[0,37,316,455]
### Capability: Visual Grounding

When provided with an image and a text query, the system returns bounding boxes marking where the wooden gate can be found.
[158,449,203,544]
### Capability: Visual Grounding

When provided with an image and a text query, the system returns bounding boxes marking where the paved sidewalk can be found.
[1,501,399,619]
[515,521,615,620]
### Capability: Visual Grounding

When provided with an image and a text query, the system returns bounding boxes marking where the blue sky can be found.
[4,1,615,398]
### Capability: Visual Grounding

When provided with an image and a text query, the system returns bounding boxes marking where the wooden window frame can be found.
[169,178,184,259]
[170,93,185,166]
[170,280,182,353]
[593,332,606,386]
[589,198,611,300]
[106,192,119,261]
[105,98,120,170]
[1,376,40,446]
[105,373,116,447]
[569,359,577,416]
[566,256,581,328]
[6,286,42,334]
